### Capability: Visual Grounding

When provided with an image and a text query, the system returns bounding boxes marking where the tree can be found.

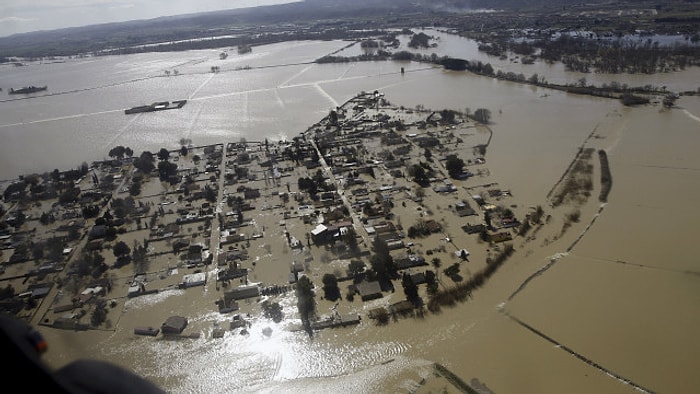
[373,308,390,325]
[77,251,106,278]
[408,164,429,187]
[425,270,438,295]
[431,257,442,272]
[401,273,419,302]
[296,276,315,334]
[484,211,492,228]
[445,154,465,178]
[204,185,217,203]
[108,146,127,159]
[133,151,155,174]
[113,241,131,258]
[408,32,431,48]
[129,182,141,196]
[158,160,178,182]
[439,109,457,123]
[91,299,108,327]
[261,300,284,323]
[370,237,395,282]
[132,240,149,273]
[157,148,170,161]
[528,73,540,84]
[424,148,432,162]
[328,110,338,125]
[342,227,359,251]
[0,284,15,300]
[322,273,340,301]
[347,260,366,278]
[474,108,491,124]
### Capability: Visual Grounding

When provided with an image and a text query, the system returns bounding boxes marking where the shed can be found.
[134,326,160,336]
[161,316,188,334]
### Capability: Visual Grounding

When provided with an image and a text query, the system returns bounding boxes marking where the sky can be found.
[0,0,300,38]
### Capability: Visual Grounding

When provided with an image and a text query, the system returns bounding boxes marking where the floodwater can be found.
[2,31,699,393]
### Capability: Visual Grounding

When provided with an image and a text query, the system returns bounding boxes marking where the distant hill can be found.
[0,0,671,58]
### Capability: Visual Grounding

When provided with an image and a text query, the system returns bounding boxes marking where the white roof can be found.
[455,249,470,257]
[311,224,328,236]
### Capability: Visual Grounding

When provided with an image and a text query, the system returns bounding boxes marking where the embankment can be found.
[598,150,612,202]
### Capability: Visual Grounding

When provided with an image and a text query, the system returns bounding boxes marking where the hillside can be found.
[0,0,696,58]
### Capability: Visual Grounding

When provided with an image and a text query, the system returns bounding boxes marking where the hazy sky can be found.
[0,0,300,37]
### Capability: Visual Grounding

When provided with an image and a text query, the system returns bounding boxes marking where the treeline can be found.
[318,50,439,64]
[427,244,514,313]
[478,34,700,74]
[316,50,671,104]
[598,150,612,203]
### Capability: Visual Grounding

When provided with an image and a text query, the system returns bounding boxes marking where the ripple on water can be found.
[117,290,420,393]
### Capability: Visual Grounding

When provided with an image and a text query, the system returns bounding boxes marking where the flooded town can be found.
[2,1,700,393]
[2,89,514,388]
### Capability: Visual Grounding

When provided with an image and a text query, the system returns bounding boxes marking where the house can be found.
[409,272,427,286]
[424,220,442,233]
[490,232,512,243]
[244,188,261,199]
[385,240,405,250]
[85,239,104,251]
[433,184,457,193]
[53,300,80,313]
[173,238,190,252]
[217,266,248,281]
[453,171,473,180]
[81,285,105,297]
[216,298,239,314]
[455,201,476,217]
[389,300,415,315]
[128,282,147,298]
[225,285,260,301]
[310,224,328,243]
[180,272,206,288]
[28,283,52,299]
[355,280,382,301]
[394,254,427,270]
[462,223,486,234]
[161,316,188,334]
[88,224,107,240]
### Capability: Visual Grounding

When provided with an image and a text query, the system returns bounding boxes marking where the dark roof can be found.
[161,316,188,334]
[409,272,427,285]
[355,281,382,301]
[88,224,107,240]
